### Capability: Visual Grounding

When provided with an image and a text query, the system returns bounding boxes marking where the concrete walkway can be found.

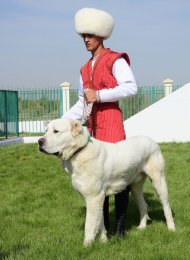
[124,82,190,142]
[0,136,41,146]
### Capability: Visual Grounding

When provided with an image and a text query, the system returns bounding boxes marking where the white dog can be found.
[38,118,175,245]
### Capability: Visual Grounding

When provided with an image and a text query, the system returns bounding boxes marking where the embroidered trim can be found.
[96,90,101,102]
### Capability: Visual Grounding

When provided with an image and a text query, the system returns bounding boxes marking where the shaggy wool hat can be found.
[75,8,114,39]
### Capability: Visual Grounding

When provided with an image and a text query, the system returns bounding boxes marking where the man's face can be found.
[82,34,103,52]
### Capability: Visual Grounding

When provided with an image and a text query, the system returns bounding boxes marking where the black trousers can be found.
[103,186,130,235]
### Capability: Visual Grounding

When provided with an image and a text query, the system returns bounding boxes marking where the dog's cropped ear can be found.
[44,120,51,131]
[71,120,83,137]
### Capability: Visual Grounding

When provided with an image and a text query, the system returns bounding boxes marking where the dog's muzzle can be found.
[38,137,46,153]
[38,137,59,156]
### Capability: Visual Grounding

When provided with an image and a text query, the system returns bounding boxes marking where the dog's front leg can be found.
[84,193,105,246]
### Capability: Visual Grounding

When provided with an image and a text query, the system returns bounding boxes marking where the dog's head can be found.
[38,118,89,160]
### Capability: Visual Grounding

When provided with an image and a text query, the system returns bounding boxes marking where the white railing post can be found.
[60,82,71,115]
[163,79,173,96]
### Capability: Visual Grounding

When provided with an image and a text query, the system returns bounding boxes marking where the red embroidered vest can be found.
[80,48,130,143]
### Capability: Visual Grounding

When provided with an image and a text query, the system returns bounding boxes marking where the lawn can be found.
[0,143,190,259]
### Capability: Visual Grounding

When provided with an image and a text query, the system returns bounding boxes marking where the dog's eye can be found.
[53,130,59,133]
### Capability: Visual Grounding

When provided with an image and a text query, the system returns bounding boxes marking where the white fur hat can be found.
[75,8,114,39]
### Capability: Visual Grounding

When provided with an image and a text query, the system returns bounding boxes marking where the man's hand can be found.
[84,89,97,103]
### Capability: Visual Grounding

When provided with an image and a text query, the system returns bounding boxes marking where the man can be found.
[63,7,137,235]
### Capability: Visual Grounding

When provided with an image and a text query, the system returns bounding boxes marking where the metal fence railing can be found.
[61,86,181,121]
[0,90,19,138]
[119,86,165,120]
[0,85,181,135]
[18,88,61,133]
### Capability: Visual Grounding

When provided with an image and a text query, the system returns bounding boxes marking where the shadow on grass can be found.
[76,191,175,237]
[0,243,30,260]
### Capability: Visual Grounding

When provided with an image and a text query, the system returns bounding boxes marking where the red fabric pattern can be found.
[81,48,130,143]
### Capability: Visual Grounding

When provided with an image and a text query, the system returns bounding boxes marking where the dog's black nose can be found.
[38,137,45,147]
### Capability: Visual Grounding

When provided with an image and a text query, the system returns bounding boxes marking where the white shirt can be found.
[63,57,137,120]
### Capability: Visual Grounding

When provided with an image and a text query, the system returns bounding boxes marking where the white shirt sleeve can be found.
[98,57,137,102]
[62,57,137,119]
[61,76,84,120]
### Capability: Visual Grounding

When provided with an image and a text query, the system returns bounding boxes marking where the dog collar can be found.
[69,134,93,160]
[88,135,93,143]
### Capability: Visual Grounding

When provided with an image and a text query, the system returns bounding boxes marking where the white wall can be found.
[124,82,190,142]
[19,121,45,133]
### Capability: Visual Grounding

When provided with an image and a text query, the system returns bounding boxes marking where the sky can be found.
[0,0,190,89]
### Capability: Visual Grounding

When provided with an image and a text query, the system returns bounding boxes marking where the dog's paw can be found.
[83,239,93,247]
[168,222,176,231]
[100,234,108,243]
[137,224,147,230]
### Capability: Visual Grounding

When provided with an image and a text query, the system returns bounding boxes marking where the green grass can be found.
[0,143,190,259]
